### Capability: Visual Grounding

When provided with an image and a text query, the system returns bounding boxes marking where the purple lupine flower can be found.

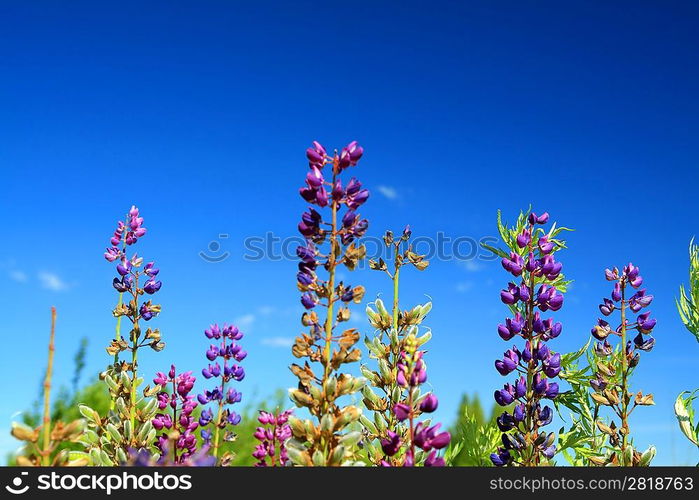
[419,393,439,413]
[490,448,512,466]
[253,409,293,466]
[516,228,531,248]
[501,252,525,276]
[413,423,451,451]
[306,141,326,168]
[628,288,653,312]
[300,292,317,309]
[338,140,363,170]
[495,348,520,375]
[491,210,567,466]
[152,366,198,464]
[197,323,246,464]
[139,301,160,321]
[537,235,554,254]
[528,212,549,225]
[393,403,411,422]
[495,385,515,406]
[143,279,162,294]
[381,430,402,457]
[500,282,520,304]
[112,276,132,292]
[599,298,615,316]
[637,312,657,333]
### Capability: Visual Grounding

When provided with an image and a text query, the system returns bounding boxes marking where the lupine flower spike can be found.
[104,206,150,364]
[588,264,657,466]
[287,141,369,466]
[362,227,448,466]
[80,206,164,465]
[197,323,246,466]
[252,409,293,466]
[488,210,570,466]
[152,366,199,464]
[386,336,450,466]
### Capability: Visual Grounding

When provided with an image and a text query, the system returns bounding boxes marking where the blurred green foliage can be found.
[448,394,504,466]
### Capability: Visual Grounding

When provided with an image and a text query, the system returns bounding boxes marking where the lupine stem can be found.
[211,398,225,462]
[408,385,417,463]
[171,377,178,463]
[41,306,57,466]
[389,262,401,431]
[129,346,138,440]
[620,282,628,452]
[321,169,339,424]
[114,293,123,358]
[211,336,227,464]
[392,264,400,332]
[109,294,123,413]
[113,226,128,364]
[523,223,536,466]
[128,277,140,441]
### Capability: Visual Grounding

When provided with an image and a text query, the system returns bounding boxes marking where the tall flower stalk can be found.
[12,308,87,466]
[41,306,57,465]
[152,366,198,464]
[487,210,569,466]
[197,324,246,466]
[252,409,293,466]
[387,336,451,466]
[675,238,699,453]
[80,206,163,465]
[361,226,444,466]
[588,264,657,466]
[287,141,369,466]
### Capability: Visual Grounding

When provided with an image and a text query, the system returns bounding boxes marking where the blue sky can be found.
[1,1,698,464]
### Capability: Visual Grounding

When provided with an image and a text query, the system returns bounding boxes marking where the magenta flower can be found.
[386,339,450,466]
[151,365,198,464]
[252,409,293,466]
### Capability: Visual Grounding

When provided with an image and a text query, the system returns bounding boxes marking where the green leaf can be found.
[674,391,699,446]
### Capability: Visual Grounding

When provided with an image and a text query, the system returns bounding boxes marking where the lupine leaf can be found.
[674,391,699,446]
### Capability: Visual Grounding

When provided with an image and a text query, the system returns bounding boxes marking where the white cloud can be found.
[455,281,474,293]
[38,272,69,291]
[9,270,27,283]
[261,337,294,348]
[234,313,256,331]
[459,260,483,272]
[257,305,275,315]
[377,185,398,200]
